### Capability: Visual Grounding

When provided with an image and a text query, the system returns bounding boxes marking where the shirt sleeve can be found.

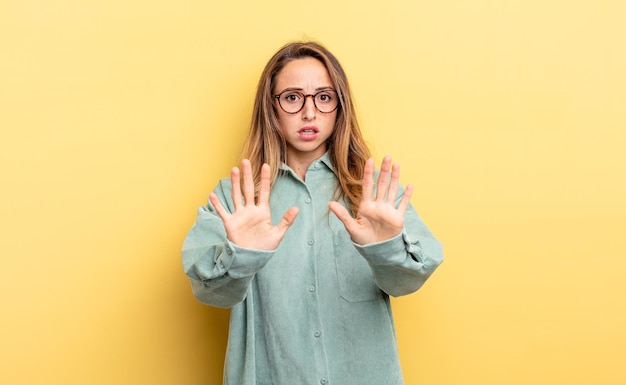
[182,180,275,308]
[353,190,444,297]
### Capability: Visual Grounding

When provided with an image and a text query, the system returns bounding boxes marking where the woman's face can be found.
[273,57,338,166]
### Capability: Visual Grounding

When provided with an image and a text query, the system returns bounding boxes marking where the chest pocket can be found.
[331,216,383,302]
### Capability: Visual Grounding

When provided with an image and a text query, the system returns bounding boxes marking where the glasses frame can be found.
[273,89,340,114]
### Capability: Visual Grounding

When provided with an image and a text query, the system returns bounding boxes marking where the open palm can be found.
[210,160,299,250]
[329,156,412,245]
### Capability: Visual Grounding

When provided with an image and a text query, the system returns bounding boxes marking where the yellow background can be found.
[1,0,625,384]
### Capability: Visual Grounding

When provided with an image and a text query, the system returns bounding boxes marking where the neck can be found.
[286,149,326,181]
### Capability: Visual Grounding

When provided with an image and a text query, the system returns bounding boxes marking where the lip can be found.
[299,126,319,133]
[298,126,319,141]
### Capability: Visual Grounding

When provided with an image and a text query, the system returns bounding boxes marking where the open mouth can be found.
[298,126,319,140]
[299,127,319,135]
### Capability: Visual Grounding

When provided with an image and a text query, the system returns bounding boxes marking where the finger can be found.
[276,206,300,233]
[329,201,356,233]
[376,156,392,201]
[362,158,375,201]
[396,183,413,214]
[230,167,242,210]
[240,159,255,206]
[209,192,231,221]
[387,162,400,204]
[258,163,271,206]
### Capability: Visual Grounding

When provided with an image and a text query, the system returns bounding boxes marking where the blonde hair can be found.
[241,41,371,215]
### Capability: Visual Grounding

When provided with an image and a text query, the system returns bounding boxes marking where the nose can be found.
[301,95,316,120]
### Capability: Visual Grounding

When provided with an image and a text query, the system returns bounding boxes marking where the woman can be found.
[183,41,443,385]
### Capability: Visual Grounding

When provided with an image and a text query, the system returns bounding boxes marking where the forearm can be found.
[182,204,274,308]
[354,206,443,297]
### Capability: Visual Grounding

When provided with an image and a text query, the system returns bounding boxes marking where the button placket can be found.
[299,180,329,385]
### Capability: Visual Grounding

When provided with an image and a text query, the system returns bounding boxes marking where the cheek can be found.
[276,112,294,133]
[325,113,338,131]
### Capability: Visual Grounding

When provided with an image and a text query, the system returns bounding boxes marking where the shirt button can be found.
[305,197,312,204]
[314,162,321,169]
[309,285,316,292]
[314,330,321,337]
[320,379,328,385]
[225,247,232,255]
[307,240,314,246]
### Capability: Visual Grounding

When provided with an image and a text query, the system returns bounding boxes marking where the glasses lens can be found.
[314,90,338,113]
[278,91,304,113]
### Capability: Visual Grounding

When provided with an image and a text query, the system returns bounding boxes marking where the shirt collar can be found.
[279,152,336,174]
[317,152,335,172]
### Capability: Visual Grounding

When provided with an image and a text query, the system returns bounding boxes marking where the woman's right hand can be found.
[209,159,299,251]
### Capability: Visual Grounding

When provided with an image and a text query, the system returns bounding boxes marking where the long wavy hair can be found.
[241,41,371,215]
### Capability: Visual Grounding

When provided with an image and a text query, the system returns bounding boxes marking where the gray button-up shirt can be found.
[183,153,443,385]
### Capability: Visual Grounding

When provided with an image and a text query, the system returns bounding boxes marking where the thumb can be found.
[328,201,356,231]
[276,206,300,233]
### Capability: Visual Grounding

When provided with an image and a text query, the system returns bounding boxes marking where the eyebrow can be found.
[277,86,335,94]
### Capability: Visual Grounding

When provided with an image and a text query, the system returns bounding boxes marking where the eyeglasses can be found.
[274,89,339,114]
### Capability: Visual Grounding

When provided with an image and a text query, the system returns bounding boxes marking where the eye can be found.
[316,92,334,103]
[282,92,302,103]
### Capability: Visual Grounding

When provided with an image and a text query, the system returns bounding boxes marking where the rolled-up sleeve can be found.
[182,181,275,308]
[354,202,443,297]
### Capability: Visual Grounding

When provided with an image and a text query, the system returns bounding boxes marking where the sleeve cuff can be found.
[219,240,276,278]
[353,229,424,266]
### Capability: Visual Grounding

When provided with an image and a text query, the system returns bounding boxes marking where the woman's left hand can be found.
[329,156,413,245]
